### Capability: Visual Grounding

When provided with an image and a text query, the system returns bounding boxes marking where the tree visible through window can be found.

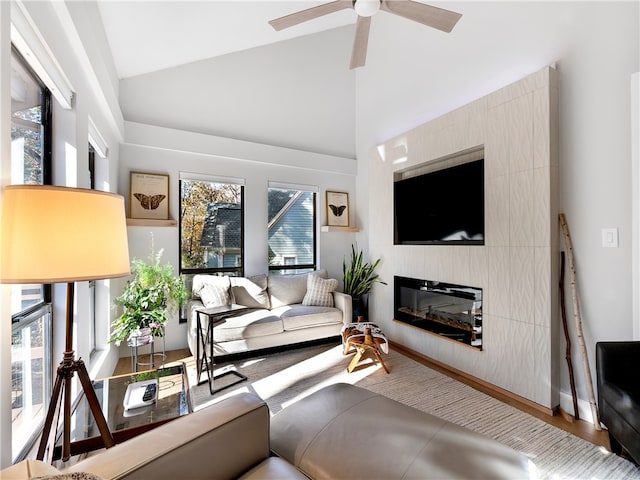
[180,178,244,276]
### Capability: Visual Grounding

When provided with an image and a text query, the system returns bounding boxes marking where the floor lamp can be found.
[1,185,130,462]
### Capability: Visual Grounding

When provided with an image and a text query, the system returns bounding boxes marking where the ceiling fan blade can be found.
[381,0,462,33]
[350,15,371,69]
[269,0,353,31]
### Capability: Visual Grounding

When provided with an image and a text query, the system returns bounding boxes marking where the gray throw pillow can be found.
[269,270,327,308]
[230,274,270,309]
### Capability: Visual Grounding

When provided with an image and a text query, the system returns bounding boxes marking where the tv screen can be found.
[394,159,484,245]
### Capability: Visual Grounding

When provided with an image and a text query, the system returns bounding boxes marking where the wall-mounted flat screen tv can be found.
[394,159,484,245]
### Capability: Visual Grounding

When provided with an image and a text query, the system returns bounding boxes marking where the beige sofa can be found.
[7,383,536,479]
[187,270,352,357]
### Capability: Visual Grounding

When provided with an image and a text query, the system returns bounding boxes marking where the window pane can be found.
[180,179,243,273]
[11,51,45,185]
[11,308,51,461]
[268,189,316,272]
[10,47,48,313]
[10,284,45,316]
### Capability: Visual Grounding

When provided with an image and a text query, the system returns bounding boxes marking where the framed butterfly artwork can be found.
[326,191,349,227]
[129,172,170,220]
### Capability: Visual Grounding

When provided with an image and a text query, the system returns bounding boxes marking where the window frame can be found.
[9,44,53,463]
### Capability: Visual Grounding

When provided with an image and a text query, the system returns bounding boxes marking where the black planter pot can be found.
[352,296,368,322]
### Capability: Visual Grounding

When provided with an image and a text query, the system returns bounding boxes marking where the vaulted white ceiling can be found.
[97,1,358,79]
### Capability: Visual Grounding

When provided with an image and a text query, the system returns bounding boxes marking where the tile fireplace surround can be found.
[368,66,559,410]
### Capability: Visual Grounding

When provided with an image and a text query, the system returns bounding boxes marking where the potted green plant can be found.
[110,246,187,346]
[342,244,387,322]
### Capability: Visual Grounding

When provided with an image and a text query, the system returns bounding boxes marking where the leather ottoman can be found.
[270,383,536,479]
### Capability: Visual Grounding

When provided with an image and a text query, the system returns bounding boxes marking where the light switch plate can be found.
[602,228,619,248]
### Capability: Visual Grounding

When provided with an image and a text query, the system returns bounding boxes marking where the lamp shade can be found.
[1,185,130,283]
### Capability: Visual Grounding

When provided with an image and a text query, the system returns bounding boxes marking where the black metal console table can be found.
[195,304,250,395]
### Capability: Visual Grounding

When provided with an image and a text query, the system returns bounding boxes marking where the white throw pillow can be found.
[302,275,338,307]
[199,283,231,307]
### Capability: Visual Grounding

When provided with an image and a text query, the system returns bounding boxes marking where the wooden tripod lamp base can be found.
[36,283,115,463]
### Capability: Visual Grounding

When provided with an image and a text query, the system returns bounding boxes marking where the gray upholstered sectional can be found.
[186,270,352,357]
[46,383,536,479]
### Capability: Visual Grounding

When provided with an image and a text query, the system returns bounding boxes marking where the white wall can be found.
[119,26,356,159]
[355,1,639,420]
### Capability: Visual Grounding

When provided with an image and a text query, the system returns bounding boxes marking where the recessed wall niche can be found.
[368,66,559,411]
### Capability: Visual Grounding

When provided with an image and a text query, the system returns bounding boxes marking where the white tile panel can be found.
[510,170,534,247]
[509,247,535,325]
[534,246,552,328]
[486,174,510,247]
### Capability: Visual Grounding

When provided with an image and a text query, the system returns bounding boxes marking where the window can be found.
[179,174,244,278]
[268,184,317,275]
[10,45,53,462]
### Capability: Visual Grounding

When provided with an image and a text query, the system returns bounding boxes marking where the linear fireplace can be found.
[394,276,482,349]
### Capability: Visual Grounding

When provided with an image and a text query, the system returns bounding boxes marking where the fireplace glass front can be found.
[394,276,482,349]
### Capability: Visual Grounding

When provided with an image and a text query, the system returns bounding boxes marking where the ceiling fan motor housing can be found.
[353,0,382,17]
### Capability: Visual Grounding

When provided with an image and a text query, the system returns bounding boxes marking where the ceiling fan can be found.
[269,0,462,69]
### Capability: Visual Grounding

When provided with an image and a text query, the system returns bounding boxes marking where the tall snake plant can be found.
[342,244,387,300]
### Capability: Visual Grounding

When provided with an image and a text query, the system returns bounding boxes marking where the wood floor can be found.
[393,344,611,450]
[113,346,611,450]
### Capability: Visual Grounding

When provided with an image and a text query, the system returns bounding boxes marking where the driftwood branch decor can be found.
[559,213,602,430]
[559,251,579,420]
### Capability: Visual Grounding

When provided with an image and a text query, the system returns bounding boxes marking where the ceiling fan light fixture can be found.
[354,0,380,17]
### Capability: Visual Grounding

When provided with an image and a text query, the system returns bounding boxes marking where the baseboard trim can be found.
[390,341,557,417]
[559,389,598,426]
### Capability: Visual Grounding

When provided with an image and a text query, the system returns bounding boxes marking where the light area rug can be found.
[184,342,640,480]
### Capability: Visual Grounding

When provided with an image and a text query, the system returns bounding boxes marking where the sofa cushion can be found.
[274,305,343,331]
[214,310,284,342]
[231,274,270,309]
[268,270,327,308]
[302,275,338,307]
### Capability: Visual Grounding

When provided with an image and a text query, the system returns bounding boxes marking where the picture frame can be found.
[326,191,349,227]
[130,172,170,220]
